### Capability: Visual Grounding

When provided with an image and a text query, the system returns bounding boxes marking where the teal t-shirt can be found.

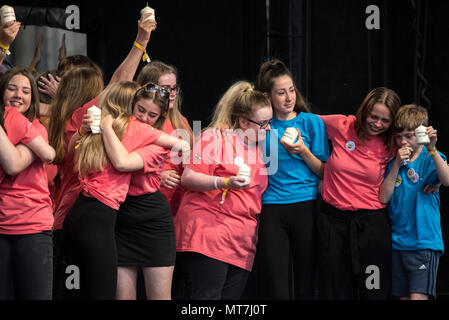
[262,112,329,204]
[387,146,446,252]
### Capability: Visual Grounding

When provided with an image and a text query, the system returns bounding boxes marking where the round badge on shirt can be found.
[410,173,419,184]
[395,177,402,187]
[345,141,356,152]
[407,168,415,178]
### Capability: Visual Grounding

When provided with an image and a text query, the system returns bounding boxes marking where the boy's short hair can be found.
[394,104,428,132]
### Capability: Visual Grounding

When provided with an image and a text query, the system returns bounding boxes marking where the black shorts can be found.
[115,191,176,267]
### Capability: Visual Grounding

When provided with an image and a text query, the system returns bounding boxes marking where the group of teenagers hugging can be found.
[0,11,448,301]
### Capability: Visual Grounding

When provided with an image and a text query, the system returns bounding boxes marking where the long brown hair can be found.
[354,87,401,152]
[76,81,139,177]
[131,84,169,130]
[48,67,104,165]
[0,67,40,130]
[256,59,311,114]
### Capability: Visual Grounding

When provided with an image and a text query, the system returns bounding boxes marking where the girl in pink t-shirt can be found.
[63,82,187,300]
[0,68,56,300]
[174,81,271,300]
[317,87,401,300]
[136,61,194,216]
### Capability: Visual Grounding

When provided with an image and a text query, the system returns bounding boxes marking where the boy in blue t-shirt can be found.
[379,104,449,300]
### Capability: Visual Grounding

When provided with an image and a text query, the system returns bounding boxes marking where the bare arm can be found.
[0,127,35,175]
[26,136,56,164]
[379,146,412,204]
[106,13,156,87]
[0,21,21,65]
[427,126,449,187]
[101,114,190,172]
[181,166,250,192]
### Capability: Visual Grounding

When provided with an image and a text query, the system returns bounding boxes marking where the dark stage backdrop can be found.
[12,0,449,297]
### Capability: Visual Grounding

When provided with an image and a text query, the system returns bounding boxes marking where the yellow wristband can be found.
[0,42,9,52]
[133,41,150,63]
[28,65,37,74]
[427,147,437,155]
[220,178,230,205]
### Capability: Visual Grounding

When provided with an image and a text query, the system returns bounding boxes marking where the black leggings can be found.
[63,194,117,300]
[0,231,53,300]
[176,252,249,300]
[248,200,318,299]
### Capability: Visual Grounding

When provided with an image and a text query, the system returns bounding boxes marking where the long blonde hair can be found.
[136,61,191,133]
[48,68,104,165]
[208,81,271,130]
[76,81,140,177]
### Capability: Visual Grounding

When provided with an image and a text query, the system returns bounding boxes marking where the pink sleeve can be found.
[122,119,162,152]
[319,114,348,141]
[133,144,168,174]
[4,107,40,145]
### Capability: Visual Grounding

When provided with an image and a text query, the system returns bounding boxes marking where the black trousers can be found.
[317,201,392,300]
[63,194,117,300]
[0,231,53,300]
[246,200,317,299]
[175,252,249,300]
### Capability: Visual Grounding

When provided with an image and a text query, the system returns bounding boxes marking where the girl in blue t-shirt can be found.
[246,59,329,299]
[380,104,449,300]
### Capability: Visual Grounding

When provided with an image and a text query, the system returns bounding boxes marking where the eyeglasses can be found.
[247,118,271,129]
[137,83,170,111]
[141,83,170,98]
[161,85,180,95]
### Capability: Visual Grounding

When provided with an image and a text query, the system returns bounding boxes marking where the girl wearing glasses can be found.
[248,59,329,300]
[0,67,56,300]
[136,61,193,216]
[64,81,188,299]
[174,81,271,300]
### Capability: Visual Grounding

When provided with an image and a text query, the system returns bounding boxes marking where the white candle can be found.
[237,164,251,182]
[415,125,430,145]
[141,3,155,21]
[0,5,15,25]
[281,127,298,144]
[87,105,102,134]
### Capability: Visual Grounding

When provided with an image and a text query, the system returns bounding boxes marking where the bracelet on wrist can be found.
[133,41,150,63]
[0,43,11,56]
[213,176,219,190]
[427,147,437,155]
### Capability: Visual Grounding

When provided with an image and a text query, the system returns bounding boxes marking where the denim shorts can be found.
[392,249,441,297]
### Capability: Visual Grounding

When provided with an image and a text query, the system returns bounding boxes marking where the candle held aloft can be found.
[141,3,155,22]
[0,5,15,25]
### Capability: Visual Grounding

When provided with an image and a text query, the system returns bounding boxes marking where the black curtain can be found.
[9,0,449,297]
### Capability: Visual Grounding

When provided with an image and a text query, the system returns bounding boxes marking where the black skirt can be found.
[115,190,176,267]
